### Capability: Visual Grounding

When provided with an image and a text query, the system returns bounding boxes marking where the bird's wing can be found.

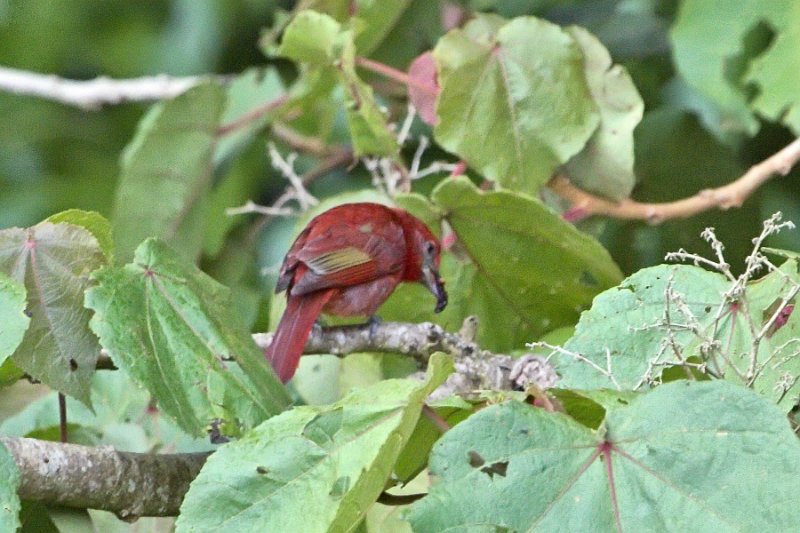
[288,222,405,295]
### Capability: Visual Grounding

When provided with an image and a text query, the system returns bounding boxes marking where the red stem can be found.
[355,56,438,96]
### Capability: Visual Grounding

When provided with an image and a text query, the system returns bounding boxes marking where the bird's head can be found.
[394,209,448,313]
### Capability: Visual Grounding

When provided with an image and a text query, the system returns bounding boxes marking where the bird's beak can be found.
[422,265,448,313]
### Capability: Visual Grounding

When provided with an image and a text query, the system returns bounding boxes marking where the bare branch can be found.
[0,65,206,110]
[549,137,800,224]
[1,436,209,518]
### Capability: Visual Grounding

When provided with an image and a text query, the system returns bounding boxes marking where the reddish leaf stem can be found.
[355,56,438,96]
[216,94,290,137]
[600,441,622,532]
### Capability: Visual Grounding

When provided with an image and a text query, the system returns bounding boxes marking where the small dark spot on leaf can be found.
[256,466,269,475]
[519,428,529,435]
[480,461,508,479]
[704,305,712,313]
[579,271,599,287]
[617,398,628,405]
[24,309,32,317]
[69,359,78,371]
[468,450,485,468]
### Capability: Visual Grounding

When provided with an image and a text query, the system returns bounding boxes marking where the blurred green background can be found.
[2,0,798,280]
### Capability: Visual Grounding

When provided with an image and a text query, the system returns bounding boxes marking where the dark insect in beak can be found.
[423,266,448,313]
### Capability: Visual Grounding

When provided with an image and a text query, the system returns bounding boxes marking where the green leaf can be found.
[112,82,226,262]
[556,260,800,409]
[384,178,623,352]
[85,238,290,437]
[409,380,800,531]
[563,26,643,201]
[672,0,800,136]
[0,441,20,532]
[215,67,286,165]
[175,353,453,532]
[0,273,29,367]
[278,10,398,156]
[351,0,412,56]
[433,14,599,192]
[0,223,106,406]
[45,209,114,261]
[277,10,345,66]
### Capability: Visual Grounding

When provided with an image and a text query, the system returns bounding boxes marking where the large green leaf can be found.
[0,273,29,367]
[385,178,623,352]
[671,0,800,136]
[175,353,452,532]
[556,260,800,409]
[433,14,599,193]
[0,223,106,405]
[112,82,225,262]
[0,441,20,532]
[563,26,643,201]
[277,10,398,156]
[85,238,290,437]
[409,380,800,531]
[215,67,286,165]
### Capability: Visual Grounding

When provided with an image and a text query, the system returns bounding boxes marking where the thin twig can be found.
[549,137,800,224]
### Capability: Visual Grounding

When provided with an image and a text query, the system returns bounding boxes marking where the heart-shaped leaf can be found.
[409,380,800,531]
[433,14,599,193]
[386,177,623,352]
[556,260,800,409]
[0,222,106,405]
[85,238,290,437]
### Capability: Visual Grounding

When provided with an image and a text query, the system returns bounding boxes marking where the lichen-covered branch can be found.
[550,137,800,224]
[252,317,559,395]
[0,437,209,518]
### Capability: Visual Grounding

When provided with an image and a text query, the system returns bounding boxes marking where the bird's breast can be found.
[323,274,402,316]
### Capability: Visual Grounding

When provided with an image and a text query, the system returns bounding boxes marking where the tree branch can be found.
[252,318,559,395]
[0,436,209,518]
[550,137,800,224]
[0,65,207,110]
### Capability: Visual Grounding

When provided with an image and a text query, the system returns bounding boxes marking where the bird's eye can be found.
[424,241,436,257]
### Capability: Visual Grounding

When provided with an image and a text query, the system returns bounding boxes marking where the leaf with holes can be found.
[85,238,290,437]
[433,14,599,193]
[0,441,20,532]
[383,177,623,352]
[0,223,106,405]
[0,273,29,367]
[409,380,800,531]
[672,0,800,136]
[556,261,800,409]
[175,353,452,532]
[112,82,225,262]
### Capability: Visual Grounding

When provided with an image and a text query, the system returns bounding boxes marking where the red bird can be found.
[266,203,448,383]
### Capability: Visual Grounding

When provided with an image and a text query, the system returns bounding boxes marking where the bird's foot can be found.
[367,315,382,342]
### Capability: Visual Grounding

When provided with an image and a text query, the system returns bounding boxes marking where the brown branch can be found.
[549,137,800,224]
[0,436,210,518]
[216,94,289,137]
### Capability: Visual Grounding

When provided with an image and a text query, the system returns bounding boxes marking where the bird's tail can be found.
[266,289,334,383]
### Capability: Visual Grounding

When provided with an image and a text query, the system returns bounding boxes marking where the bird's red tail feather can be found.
[266,289,334,383]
